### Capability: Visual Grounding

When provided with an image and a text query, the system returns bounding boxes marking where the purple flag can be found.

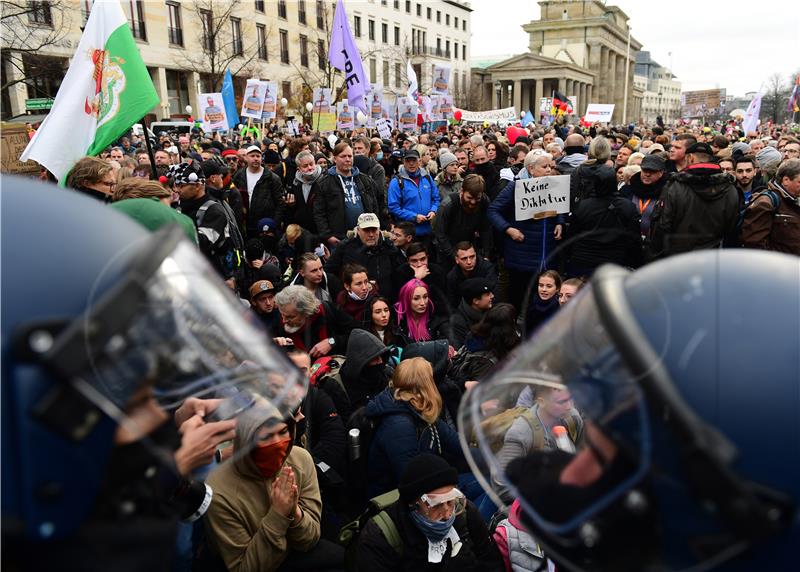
[329,0,368,114]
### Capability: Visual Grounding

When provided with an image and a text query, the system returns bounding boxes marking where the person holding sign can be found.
[487,152,564,312]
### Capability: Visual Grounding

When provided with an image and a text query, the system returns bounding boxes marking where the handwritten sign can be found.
[376,118,392,139]
[514,175,570,221]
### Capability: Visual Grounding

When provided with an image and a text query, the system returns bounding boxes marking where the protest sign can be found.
[376,117,392,139]
[514,175,570,221]
[439,94,454,119]
[398,96,418,131]
[455,106,518,124]
[584,104,615,123]
[241,79,267,119]
[337,101,354,130]
[316,112,336,132]
[312,88,332,113]
[198,93,227,131]
[261,81,278,120]
[432,65,450,94]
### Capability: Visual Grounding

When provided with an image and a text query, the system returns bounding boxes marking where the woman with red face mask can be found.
[204,405,343,571]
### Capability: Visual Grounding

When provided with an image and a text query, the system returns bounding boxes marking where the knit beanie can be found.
[756,146,782,171]
[439,152,457,171]
[398,453,459,503]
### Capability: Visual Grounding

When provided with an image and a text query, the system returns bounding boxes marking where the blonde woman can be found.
[364,357,464,496]
[112,178,172,205]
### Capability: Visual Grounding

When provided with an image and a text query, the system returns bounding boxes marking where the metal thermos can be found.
[348,428,361,461]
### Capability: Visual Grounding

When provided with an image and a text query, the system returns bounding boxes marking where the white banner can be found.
[455,106,518,124]
[584,103,615,123]
[514,175,571,221]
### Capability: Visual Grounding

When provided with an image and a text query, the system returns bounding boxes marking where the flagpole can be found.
[141,116,158,180]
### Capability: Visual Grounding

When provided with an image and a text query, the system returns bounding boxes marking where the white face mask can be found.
[283,323,301,334]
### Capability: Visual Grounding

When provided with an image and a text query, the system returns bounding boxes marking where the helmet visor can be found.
[45,228,305,455]
[458,284,651,537]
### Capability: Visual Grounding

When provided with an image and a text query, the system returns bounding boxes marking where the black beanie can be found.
[398,454,459,503]
[264,149,282,165]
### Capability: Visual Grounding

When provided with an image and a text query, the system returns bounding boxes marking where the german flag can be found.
[551,91,573,116]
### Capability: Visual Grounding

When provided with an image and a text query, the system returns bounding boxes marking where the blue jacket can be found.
[365,388,463,497]
[487,172,565,273]
[387,166,440,236]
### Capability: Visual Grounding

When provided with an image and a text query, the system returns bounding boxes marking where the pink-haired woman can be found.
[394,279,455,346]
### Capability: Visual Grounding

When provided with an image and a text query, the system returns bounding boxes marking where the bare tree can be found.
[761,73,790,125]
[179,0,264,93]
[0,1,74,94]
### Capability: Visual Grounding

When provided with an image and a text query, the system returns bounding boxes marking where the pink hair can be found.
[394,279,434,342]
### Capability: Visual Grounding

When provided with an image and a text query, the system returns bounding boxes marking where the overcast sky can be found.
[468,0,800,97]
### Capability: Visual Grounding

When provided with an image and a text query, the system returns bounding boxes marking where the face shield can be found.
[40,225,305,461]
[459,265,792,571]
[419,487,467,519]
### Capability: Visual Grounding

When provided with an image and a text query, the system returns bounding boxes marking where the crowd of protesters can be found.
[39,114,800,571]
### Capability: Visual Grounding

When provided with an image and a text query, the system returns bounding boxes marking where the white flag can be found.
[742,92,762,135]
[20,0,158,183]
[406,61,418,100]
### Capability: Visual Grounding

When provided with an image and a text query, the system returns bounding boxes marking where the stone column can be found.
[579,82,586,115]
[513,79,522,114]
[534,78,544,121]
[187,71,201,116]
[558,77,566,95]
[587,84,593,105]
[5,52,29,117]
[615,54,625,121]
[521,81,530,114]
[600,47,609,103]
[150,67,170,119]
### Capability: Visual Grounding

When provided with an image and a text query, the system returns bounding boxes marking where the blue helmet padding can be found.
[1,177,151,539]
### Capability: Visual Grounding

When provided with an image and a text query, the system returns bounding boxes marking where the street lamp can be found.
[658,91,663,123]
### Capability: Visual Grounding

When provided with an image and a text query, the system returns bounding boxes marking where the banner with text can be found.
[455,106,518,124]
[584,104,615,123]
[515,175,571,221]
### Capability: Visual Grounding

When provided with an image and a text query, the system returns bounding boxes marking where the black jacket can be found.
[285,169,323,234]
[296,385,347,488]
[338,328,390,421]
[396,313,455,347]
[180,193,238,280]
[207,184,245,235]
[566,175,642,272]
[231,167,286,238]
[326,235,407,299]
[445,259,498,309]
[434,194,494,261]
[450,301,487,349]
[650,163,740,258]
[356,500,503,572]
[312,168,383,241]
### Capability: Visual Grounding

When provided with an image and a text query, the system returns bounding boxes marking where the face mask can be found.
[348,289,370,301]
[410,508,457,542]
[376,151,384,161]
[251,437,292,478]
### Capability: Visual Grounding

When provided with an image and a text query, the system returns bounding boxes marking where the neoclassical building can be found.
[472,0,643,123]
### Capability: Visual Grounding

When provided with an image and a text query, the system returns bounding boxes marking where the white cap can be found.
[246,145,262,154]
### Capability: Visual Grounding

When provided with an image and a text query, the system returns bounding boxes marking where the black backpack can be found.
[448,347,498,386]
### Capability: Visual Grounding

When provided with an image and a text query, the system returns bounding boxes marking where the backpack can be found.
[339,489,402,571]
[448,347,498,385]
[734,189,781,246]
[471,406,581,454]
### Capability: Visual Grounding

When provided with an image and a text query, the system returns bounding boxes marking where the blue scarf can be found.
[409,509,456,542]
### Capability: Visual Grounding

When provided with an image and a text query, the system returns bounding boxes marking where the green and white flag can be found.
[21,0,158,182]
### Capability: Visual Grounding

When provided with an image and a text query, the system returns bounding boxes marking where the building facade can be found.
[634,51,680,124]
[1,0,472,122]
[472,0,643,123]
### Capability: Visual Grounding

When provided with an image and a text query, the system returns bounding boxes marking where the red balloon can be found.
[454,110,463,121]
[506,126,527,145]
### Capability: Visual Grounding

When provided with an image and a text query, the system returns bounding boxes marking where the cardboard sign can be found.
[337,101,354,130]
[514,175,570,221]
[376,117,392,139]
[261,81,279,121]
[241,79,267,119]
[584,104,615,123]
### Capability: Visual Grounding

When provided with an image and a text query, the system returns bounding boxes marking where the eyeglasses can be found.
[101,180,117,188]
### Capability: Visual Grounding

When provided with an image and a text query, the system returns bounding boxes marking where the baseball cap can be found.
[403,149,420,160]
[461,278,493,303]
[357,212,380,229]
[257,217,277,233]
[640,154,666,172]
[246,145,262,155]
[686,142,714,156]
[249,280,276,299]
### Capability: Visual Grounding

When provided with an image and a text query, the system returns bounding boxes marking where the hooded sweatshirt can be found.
[205,406,321,572]
[340,328,390,419]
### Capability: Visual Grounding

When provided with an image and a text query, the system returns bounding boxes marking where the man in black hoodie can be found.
[650,142,739,258]
[337,329,390,421]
